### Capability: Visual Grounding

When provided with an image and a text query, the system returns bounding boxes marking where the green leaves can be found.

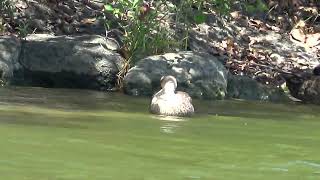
[194,12,207,24]
[103,0,233,59]
[132,0,140,8]
[104,3,123,19]
[104,4,113,12]
[213,0,231,14]
[102,0,233,89]
[245,0,268,14]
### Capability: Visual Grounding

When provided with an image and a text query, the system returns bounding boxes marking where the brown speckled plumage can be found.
[150,76,194,116]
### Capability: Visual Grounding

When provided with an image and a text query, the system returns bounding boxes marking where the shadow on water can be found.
[194,98,320,121]
[0,86,190,132]
[0,86,320,123]
[0,86,148,112]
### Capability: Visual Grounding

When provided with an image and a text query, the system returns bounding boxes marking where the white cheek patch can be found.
[163,81,176,92]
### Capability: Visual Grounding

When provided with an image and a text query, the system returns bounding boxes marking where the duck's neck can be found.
[162,82,176,95]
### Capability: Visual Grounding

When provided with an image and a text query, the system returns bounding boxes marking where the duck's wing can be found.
[176,91,192,102]
[176,91,194,116]
[150,89,164,114]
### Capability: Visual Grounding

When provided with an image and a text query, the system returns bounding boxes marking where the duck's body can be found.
[150,76,194,116]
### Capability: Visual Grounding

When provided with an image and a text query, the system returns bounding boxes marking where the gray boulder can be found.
[285,74,320,105]
[18,34,123,90]
[0,36,22,85]
[227,75,289,102]
[123,51,228,99]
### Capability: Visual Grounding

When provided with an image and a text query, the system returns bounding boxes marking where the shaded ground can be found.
[189,0,319,86]
[1,0,319,87]
[1,0,106,35]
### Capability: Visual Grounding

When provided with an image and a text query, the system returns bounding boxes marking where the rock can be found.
[61,22,75,34]
[285,74,320,105]
[30,19,47,32]
[313,64,320,76]
[78,19,105,35]
[270,53,285,64]
[84,0,104,10]
[188,12,319,87]
[18,34,123,90]
[4,0,106,36]
[24,1,55,20]
[296,77,320,104]
[0,36,22,85]
[123,51,228,99]
[58,4,76,16]
[227,75,289,102]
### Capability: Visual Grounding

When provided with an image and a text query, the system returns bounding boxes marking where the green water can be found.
[0,87,319,180]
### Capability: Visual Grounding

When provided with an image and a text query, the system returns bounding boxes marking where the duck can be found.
[150,75,194,116]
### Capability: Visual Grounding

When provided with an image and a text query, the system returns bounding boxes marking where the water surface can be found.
[0,87,319,180]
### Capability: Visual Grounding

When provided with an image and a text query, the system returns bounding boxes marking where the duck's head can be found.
[160,75,177,93]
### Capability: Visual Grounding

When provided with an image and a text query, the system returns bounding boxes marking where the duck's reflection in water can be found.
[151,115,188,134]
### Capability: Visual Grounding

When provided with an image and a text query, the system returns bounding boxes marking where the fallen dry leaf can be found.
[230,11,241,19]
[80,18,96,24]
[15,1,28,9]
[305,33,320,48]
[298,6,318,15]
[290,28,306,42]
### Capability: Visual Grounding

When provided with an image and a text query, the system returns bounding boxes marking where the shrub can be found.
[0,0,15,34]
[103,0,233,89]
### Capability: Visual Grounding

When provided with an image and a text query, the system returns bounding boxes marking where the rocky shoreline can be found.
[0,34,290,103]
[1,34,123,90]
[1,0,319,104]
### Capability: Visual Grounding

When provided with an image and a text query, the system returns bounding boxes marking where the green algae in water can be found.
[0,87,320,180]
